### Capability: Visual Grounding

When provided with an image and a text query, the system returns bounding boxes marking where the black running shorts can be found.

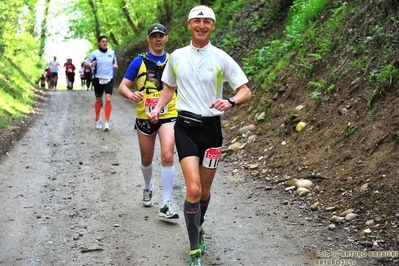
[93,78,114,97]
[174,115,223,167]
[135,117,176,136]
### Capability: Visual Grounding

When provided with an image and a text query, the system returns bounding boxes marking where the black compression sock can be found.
[200,195,211,225]
[184,200,200,250]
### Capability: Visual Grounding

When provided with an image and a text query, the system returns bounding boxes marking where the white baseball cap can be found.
[188,5,216,21]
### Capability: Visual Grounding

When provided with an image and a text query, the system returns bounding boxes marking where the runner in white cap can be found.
[187,5,216,21]
[148,5,252,266]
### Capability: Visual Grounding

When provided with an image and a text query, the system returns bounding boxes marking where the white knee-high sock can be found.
[161,165,175,205]
[141,163,153,190]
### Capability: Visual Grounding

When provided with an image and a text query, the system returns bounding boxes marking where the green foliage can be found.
[243,39,286,79]
[326,5,347,31]
[367,64,399,109]
[309,53,322,59]
[369,65,398,87]
[242,0,335,88]
[286,0,332,36]
[0,56,37,128]
[247,9,271,33]
[309,80,335,93]
[325,145,332,154]
[1,0,398,134]
[310,91,322,101]
[308,80,324,89]
[167,23,191,48]
[276,126,284,137]
[347,125,357,135]
[66,0,198,48]
[0,0,43,130]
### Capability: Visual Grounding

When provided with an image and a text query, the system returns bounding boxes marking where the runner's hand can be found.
[130,91,144,102]
[148,110,160,124]
[209,98,231,111]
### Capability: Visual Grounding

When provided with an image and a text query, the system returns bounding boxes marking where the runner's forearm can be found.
[154,85,176,113]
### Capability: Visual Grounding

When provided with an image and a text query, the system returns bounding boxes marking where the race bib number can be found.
[202,147,223,169]
[99,78,111,85]
[67,69,73,73]
[144,97,167,115]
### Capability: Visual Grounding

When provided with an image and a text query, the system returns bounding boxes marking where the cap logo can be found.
[187,5,216,21]
[148,24,167,35]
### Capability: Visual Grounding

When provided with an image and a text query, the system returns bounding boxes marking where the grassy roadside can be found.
[0,55,42,129]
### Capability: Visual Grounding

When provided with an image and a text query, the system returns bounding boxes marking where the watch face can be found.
[228,97,235,106]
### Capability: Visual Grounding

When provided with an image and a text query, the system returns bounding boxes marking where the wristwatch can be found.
[228,97,235,107]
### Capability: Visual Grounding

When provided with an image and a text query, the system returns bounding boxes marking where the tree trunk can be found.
[200,0,215,6]
[109,32,119,47]
[88,0,101,40]
[39,0,50,59]
[121,1,140,36]
[159,0,173,23]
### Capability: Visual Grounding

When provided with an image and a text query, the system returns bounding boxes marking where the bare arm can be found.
[84,56,97,69]
[147,84,177,122]
[113,59,118,70]
[209,84,252,111]
[118,78,144,102]
[83,62,93,69]
[231,84,252,105]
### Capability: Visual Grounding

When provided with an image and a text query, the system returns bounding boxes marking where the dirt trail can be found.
[0,89,376,266]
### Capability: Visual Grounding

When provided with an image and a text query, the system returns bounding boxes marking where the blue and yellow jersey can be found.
[124,52,177,119]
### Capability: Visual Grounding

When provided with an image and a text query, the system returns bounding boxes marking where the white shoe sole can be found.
[159,212,179,219]
[142,201,154,207]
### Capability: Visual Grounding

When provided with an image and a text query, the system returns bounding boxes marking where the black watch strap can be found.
[228,97,235,107]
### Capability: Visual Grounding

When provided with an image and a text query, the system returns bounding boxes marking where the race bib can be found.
[67,69,73,73]
[144,97,167,114]
[99,78,111,85]
[202,147,223,169]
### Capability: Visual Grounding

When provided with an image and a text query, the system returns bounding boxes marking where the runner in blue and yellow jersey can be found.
[118,24,179,219]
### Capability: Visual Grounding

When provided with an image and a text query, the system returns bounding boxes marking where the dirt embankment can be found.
[0,89,368,266]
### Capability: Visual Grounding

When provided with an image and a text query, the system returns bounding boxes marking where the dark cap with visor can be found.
[148,24,167,36]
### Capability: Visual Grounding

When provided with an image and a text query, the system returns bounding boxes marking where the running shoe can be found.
[188,249,202,266]
[199,225,206,254]
[142,186,154,207]
[104,121,110,131]
[159,201,179,219]
[95,119,102,130]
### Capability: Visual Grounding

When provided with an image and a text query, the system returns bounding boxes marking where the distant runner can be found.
[48,56,61,90]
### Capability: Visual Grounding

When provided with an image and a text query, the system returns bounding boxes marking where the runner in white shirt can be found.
[148,5,251,266]
[84,35,118,131]
[48,56,60,89]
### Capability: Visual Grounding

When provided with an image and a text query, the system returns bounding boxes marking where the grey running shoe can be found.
[159,201,179,219]
[142,187,154,207]
[95,119,102,130]
[103,121,110,131]
[188,249,202,266]
[199,225,206,254]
